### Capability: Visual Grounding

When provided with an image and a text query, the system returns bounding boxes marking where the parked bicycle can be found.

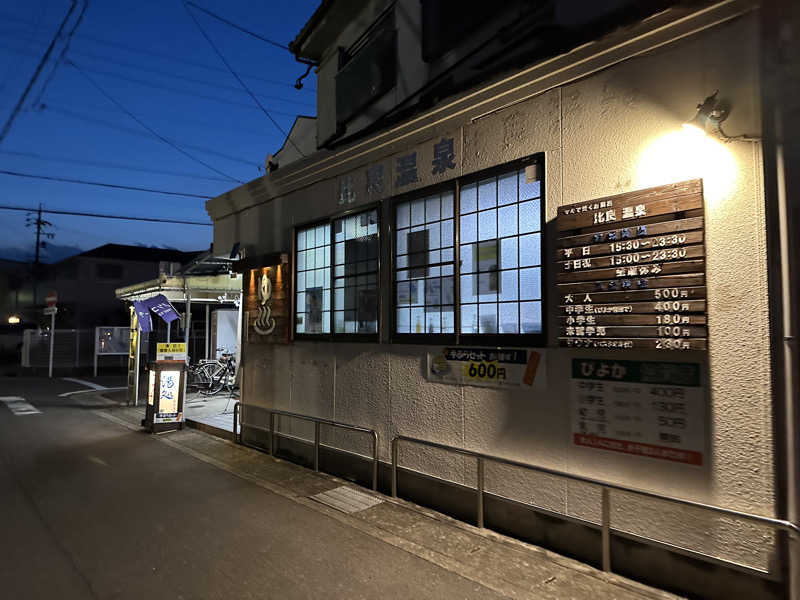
[188,349,237,396]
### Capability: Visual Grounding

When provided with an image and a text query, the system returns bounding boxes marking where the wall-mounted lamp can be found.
[8,315,20,324]
[683,90,758,142]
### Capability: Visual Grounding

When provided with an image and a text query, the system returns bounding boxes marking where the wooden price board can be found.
[556,180,707,351]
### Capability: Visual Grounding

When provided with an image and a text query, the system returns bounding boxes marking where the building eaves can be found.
[289,0,370,60]
[289,0,336,57]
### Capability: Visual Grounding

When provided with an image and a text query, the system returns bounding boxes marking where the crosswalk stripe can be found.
[0,397,42,416]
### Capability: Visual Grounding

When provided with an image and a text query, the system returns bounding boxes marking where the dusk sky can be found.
[0,0,319,261]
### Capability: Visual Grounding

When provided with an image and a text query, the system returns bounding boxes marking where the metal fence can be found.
[234,403,379,491]
[22,329,95,368]
[391,435,799,587]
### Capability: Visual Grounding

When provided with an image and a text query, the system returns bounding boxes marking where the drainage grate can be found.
[310,485,383,514]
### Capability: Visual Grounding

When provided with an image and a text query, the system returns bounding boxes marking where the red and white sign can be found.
[45,291,58,307]
[570,359,704,466]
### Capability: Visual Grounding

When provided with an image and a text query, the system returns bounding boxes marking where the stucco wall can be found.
[226,11,776,571]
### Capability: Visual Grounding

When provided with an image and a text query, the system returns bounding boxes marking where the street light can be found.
[8,315,20,324]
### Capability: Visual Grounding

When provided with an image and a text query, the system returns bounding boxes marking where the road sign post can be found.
[43,306,57,378]
[44,291,57,378]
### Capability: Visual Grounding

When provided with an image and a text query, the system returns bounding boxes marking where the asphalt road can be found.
[0,376,503,600]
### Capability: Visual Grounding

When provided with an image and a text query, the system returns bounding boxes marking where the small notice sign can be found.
[426,347,544,389]
[571,358,705,465]
[156,342,187,361]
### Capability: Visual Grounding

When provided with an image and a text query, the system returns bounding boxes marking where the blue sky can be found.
[0,0,319,261]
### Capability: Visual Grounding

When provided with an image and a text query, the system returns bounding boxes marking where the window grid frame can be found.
[293,217,333,341]
[293,203,382,343]
[332,206,381,338]
[390,154,546,347]
[391,183,458,343]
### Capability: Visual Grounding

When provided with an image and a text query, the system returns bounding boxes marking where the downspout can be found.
[760,0,800,595]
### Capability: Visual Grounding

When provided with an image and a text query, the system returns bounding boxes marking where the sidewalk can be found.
[94,403,683,600]
[183,390,236,437]
[98,388,236,438]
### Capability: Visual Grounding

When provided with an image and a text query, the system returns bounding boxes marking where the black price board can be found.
[556,180,707,351]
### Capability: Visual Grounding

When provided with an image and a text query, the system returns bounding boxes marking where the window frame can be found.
[390,154,546,347]
[293,203,382,343]
[390,181,459,345]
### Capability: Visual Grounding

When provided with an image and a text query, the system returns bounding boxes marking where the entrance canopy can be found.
[115,252,243,405]
[115,273,242,305]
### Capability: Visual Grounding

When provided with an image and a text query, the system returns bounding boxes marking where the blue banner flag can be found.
[132,300,152,333]
[144,294,181,324]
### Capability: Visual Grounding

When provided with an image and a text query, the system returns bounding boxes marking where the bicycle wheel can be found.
[189,363,213,389]
[200,365,227,395]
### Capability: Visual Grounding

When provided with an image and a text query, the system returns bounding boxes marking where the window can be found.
[394,190,455,335]
[295,223,331,334]
[459,168,542,336]
[295,207,380,338]
[392,159,544,343]
[335,12,396,126]
[333,209,379,334]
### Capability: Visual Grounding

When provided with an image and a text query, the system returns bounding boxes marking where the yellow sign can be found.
[157,343,186,354]
[156,342,187,361]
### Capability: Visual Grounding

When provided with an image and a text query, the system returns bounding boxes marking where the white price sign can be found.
[571,359,704,465]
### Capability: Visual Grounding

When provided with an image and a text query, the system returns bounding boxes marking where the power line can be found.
[0,43,313,115]
[0,169,214,198]
[0,2,48,94]
[68,61,313,110]
[0,203,212,226]
[184,2,290,51]
[0,149,235,182]
[0,39,309,110]
[0,1,78,145]
[67,45,313,101]
[1,41,310,110]
[67,60,243,183]
[38,98,288,138]
[38,104,260,168]
[0,23,316,91]
[182,1,305,157]
[31,0,88,106]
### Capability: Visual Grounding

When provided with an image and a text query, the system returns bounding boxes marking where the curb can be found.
[185,418,234,442]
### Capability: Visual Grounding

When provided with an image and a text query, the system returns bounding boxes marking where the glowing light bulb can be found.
[636,128,736,208]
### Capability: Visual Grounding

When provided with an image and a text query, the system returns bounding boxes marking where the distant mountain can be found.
[0,243,85,264]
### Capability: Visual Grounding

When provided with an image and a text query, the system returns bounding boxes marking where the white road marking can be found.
[61,378,107,391]
[58,386,126,398]
[0,396,42,415]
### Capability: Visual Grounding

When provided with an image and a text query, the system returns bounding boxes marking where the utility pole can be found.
[26,204,54,306]
[34,204,42,265]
